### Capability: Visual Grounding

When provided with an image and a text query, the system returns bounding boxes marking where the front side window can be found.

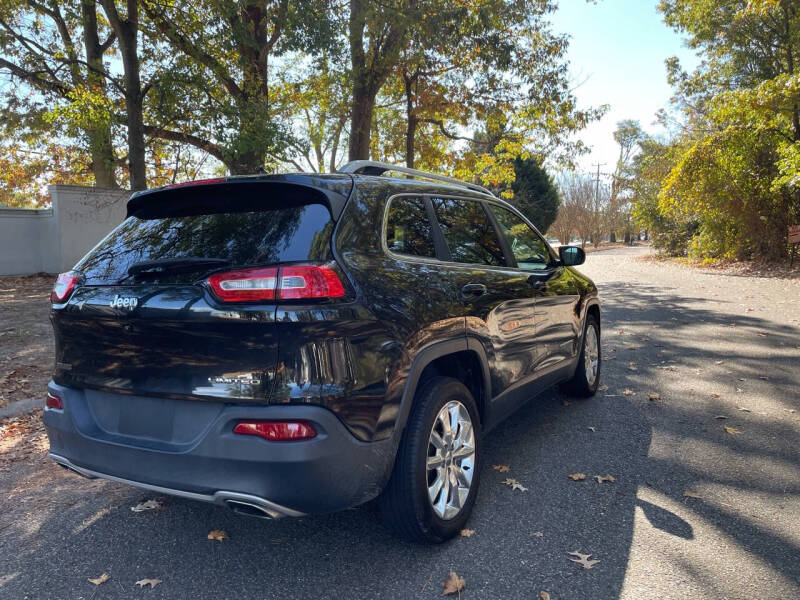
[431,197,505,266]
[385,196,436,258]
[490,204,552,270]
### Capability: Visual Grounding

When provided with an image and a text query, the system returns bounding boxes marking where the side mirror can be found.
[559,245,585,266]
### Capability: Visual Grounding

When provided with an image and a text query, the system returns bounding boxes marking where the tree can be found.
[100,0,146,189]
[608,119,644,243]
[654,0,800,261]
[557,172,605,248]
[0,0,118,187]
[141,0,335,174]
[347,0,416,161]
[508,157,560,232]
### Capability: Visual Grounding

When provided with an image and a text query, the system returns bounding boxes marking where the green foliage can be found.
[508,157,560,232]
[630,0,800,262]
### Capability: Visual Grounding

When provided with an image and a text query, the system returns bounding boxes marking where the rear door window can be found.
[431,197,506,266]
[77,201,333,284]
[489,204,553,270]
[385,196,436,258]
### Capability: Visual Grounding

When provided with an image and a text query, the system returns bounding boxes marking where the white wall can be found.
[0,185,129,276]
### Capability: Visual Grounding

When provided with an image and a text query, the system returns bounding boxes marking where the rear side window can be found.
[77,201,333,284]
[431,197,505,266]
[490,205,553,270]
[385,196,436,258]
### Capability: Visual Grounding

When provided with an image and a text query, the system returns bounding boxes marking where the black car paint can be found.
[45,172,599,514]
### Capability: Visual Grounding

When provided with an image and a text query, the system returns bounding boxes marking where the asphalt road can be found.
[1,246,798,599]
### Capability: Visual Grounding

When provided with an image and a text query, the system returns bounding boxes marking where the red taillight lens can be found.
[51,272,79,303]
[233,421,317,441]
[207,267,278,302]
[45,392,63,410]
[206,264,345,303]
[277,265,346,300]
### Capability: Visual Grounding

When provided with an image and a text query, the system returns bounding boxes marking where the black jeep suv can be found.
[44,161,600,542]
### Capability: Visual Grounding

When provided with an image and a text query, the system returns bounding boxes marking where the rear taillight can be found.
[206,264,345,303]
[45,392,63,410]
[51,272,79,303]
[233,420,317,441]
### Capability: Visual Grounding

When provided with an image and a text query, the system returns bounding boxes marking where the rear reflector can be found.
[206,264,345,303]
[51,272,79,303]
[233,421,317,441]
[45,392,63,410]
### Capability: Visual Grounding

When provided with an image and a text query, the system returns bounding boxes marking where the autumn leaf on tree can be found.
[135,578,162,589]
[442,571,465,596]
[567,473,586,481]
[88,573,110,585]
[207,529,228,541]
[568,551,600,569]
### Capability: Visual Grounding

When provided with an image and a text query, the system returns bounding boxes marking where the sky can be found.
[550,0,700,175]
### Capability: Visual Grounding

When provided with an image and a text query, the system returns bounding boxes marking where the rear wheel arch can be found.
[394,340,491,440]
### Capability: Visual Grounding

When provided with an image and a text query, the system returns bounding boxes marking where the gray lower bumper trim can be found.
[49,453,306,519]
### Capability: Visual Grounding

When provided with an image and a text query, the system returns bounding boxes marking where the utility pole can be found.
[591,162,605,245]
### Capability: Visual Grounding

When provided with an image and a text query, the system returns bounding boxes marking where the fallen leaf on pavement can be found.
[714,360,724,365]
[594,474,616,484]
[598,385,608,391]
[540,592,551,600]
[587,426,596,432]
[88,573,110,586]
[710,393,720,398]
[737,407,751,412]
[567,473,586,481]
[492,464,510,473]
[648,392,660,401]
[562,400,572,407]
[683,490,702,498]
[532,531,544,537]
[460,529,475,537]
[724,426,741,435]
[622,389,635,396]
[442,571,465,596]
[131,499,161,512]
[135,579,162,589]
[207,529,228,541]
[501,478,527,491]
[568,551,600,569]
[714,415,728,419]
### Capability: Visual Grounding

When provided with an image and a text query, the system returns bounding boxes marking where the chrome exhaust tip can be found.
[224,499,279,520]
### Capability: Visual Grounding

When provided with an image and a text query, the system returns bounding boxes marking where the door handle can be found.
[461,283,487,298]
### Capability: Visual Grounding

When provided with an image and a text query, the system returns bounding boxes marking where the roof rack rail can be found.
[338,160,496,197]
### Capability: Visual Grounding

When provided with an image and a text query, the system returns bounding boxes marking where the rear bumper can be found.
[43,382,396,515]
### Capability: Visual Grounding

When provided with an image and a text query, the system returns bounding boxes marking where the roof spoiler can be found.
[126,174,353,220]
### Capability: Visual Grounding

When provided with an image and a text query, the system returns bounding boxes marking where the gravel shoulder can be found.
[0,249,798,599]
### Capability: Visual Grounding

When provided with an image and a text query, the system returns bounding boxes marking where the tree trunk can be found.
[101,0,147,190]
[349,83,376,161]
[81,1,117,188]
[404,72,417,168]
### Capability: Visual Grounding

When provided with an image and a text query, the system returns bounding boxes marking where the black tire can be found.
[559,313,601,398]
[378,376,482,543]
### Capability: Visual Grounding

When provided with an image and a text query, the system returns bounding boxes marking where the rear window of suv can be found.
[77,196,334,285]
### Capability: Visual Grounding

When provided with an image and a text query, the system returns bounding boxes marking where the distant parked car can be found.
[44,161,601,542]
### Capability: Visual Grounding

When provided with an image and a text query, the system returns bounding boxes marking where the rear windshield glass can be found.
[77,202,333,284]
